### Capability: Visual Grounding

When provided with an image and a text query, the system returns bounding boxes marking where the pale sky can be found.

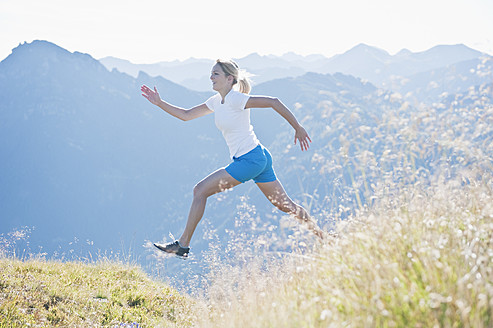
[1,0,492,63]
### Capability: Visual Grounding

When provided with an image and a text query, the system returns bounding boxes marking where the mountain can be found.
[100,43,488,94]
[99,56,215,91]
[320,43,392,80]
[96,56,142,77]
[392,44,484,73]
[304,43,491,103]
[99,53,313,92]
[319,44,486,85]
[392,56,493,103]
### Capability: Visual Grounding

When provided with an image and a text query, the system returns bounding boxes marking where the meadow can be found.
[2,163,491,327]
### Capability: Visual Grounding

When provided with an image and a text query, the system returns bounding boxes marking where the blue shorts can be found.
[225,145,277,183]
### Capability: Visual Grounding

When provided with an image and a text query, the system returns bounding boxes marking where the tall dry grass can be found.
[193,169,492,327]
[189,83,493,327]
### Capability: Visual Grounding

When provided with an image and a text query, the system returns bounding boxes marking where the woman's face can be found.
[210,63,233,92]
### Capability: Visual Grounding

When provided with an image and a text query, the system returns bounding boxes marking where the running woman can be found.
[141,59,324,258]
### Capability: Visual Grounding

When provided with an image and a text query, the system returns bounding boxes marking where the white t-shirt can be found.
[205,90,259,158]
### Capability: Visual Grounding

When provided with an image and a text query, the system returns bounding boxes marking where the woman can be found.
[141,59,324,258]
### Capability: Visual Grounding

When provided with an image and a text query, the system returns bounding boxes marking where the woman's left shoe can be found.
[153,241,190,258]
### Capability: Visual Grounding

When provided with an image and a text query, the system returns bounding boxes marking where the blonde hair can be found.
[216,59,251,94]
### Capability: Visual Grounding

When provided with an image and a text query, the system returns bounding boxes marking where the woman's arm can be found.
[246,96,312,151]
[141,85,212,121]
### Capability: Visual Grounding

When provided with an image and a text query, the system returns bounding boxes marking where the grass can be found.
[196,173,493,327]
[1,166,493,327]
[0,258,193,327]
[3,175,492,327]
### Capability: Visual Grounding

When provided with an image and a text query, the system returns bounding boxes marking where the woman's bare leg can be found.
[178,168,241,247]
[256,179,324,239]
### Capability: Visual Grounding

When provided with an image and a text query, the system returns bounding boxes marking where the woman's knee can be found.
[193,182,209,199]
[192,179,223,199]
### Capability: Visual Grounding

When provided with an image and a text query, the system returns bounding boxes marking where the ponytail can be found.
[237,72,251,94]
[216,59,252,94]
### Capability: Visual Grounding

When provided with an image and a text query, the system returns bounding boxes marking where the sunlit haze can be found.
[1,0,492,62]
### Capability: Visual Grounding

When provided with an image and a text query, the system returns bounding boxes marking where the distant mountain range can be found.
[100,43,491,97]
[1,40,492,280]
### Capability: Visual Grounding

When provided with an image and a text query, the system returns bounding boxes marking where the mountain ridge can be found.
[99,43,489,92]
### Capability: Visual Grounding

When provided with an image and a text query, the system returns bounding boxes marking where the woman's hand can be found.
[294,125,312,151]
[141,85,162,106]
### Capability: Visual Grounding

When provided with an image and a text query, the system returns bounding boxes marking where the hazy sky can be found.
[1,0,492,63]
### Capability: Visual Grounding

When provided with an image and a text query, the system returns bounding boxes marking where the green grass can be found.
[0,258,193,327]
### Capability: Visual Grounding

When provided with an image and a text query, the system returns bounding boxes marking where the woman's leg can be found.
[256,180,324,239]
[178,168,241,247]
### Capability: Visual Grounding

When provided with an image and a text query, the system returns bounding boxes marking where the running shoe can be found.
[153,241,190,258]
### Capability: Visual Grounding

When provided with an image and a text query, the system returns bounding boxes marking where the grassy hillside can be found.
[2,170,491,327]
[197,173,493,327]
[0,259,193,327]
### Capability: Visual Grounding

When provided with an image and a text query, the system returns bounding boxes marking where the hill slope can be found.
[0,258,193,327]
[197,169,493,327]
[2,169,492,327]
